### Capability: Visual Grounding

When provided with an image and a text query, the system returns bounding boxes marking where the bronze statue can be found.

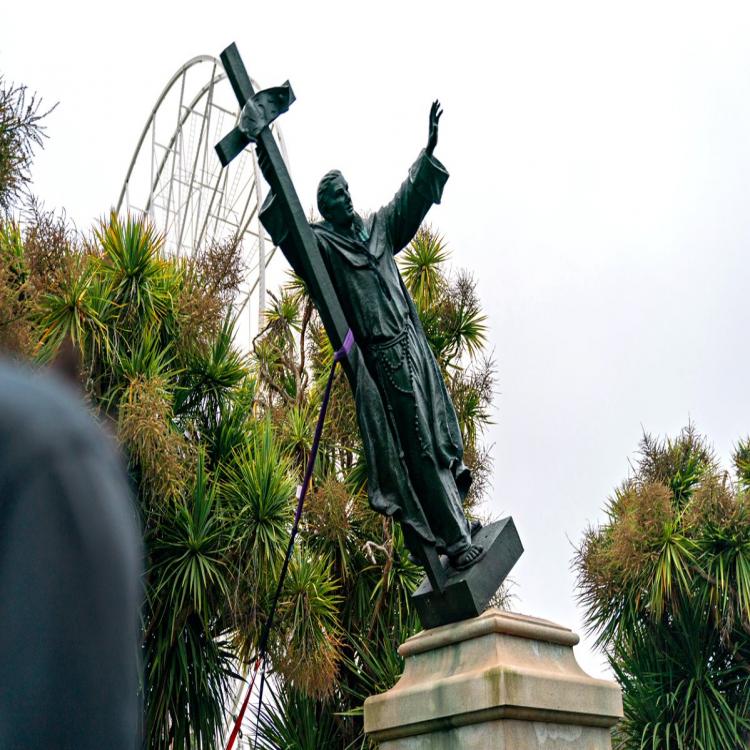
[258,101,484,572]
[214,46,523,616]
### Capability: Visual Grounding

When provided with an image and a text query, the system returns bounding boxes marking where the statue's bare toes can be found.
[452,544,485,571]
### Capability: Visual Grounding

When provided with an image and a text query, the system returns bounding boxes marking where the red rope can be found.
[224,656,262,750]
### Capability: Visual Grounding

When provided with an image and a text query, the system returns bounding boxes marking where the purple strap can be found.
[249,330,355,743]
[334,328,355,361]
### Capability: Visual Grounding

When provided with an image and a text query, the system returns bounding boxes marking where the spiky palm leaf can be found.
[612,612,750,750]
[34,256,108,363]
[205,376,258,470]
[222,421,296,573]
[174,313,247,424]
[398,226,448,308]
[144,614,237,750]
[734,438,750,490]
[97,212,175,330]
[254,683,340,750]
[149,452,232,629]
[145,452,237,750]
[272,549,344,698]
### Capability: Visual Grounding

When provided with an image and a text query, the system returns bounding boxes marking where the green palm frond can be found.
[339,613,418,711]
[266,289,302,329]
[733,438,750,490]
[279,550,343,643]
[149,452,231,629]
[174,313,248,422]
[399,226,448,308]
[221,420,296,571]
[416,271,487,366]
[577,426,750,750]
[119,330,177,381]
[695,509,750,630]
[282,401,315,460]
[647,524,696,618]
[255,683,339,750]
[34,256,107,363]
[205,377,258,469]
[636,425,717,506]
[144,614,237,750]
[436,273,488,362]
[97,212,176,330]
[144,452,237,750]
[448,298,488,359]
[283,268,310,302]
[612,613,750,750]
[273,549,343,698]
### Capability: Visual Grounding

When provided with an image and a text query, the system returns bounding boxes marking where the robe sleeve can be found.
[259,190,306,280]
[382,149,449,253]
[259,191,289,246]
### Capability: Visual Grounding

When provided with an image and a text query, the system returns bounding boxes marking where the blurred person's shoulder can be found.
[0,363,141,750]
[0,358,119,480]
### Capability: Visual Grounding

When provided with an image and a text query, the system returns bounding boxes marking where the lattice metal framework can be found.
[117,55,289,330]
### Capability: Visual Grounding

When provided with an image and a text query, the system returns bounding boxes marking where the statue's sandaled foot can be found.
[450,543,486,571]
[408,522,483,565]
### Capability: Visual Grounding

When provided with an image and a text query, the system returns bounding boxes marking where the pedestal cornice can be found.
[364,608,622,746]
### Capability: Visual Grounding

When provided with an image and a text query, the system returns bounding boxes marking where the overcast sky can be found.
[3,0,749,680]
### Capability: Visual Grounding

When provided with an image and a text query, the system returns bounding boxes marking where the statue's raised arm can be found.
[426,99,443,156]
[381,102,449,253]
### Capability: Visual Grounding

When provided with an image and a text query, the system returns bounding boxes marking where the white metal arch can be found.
[117,54,290,335]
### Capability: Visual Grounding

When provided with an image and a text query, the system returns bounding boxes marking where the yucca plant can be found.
[34,255,107,363]
[255,683,340,750]
[174,313,247,425]
[575,425,750,749]
[97,212,175,331]
[4,211,250,748]
[144,452,237,749]
[398,226,448,308]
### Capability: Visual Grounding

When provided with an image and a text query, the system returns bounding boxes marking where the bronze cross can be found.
[215,42,354,372]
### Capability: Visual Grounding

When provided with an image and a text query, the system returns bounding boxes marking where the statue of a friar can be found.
[256,102,485,572]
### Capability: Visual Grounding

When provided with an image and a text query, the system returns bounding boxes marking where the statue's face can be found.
[324,177,355,228]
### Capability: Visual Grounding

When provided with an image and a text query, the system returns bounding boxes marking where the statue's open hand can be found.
[426,100,443,156]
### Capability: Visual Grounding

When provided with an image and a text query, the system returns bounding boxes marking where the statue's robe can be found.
[260,150,471,550]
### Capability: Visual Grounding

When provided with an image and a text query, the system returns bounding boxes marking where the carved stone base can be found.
[364,609,622,749]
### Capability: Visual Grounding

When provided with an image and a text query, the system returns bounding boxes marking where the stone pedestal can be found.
[364,609,622,749]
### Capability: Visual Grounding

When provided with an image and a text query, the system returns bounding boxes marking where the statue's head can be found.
[317,170,355,228]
